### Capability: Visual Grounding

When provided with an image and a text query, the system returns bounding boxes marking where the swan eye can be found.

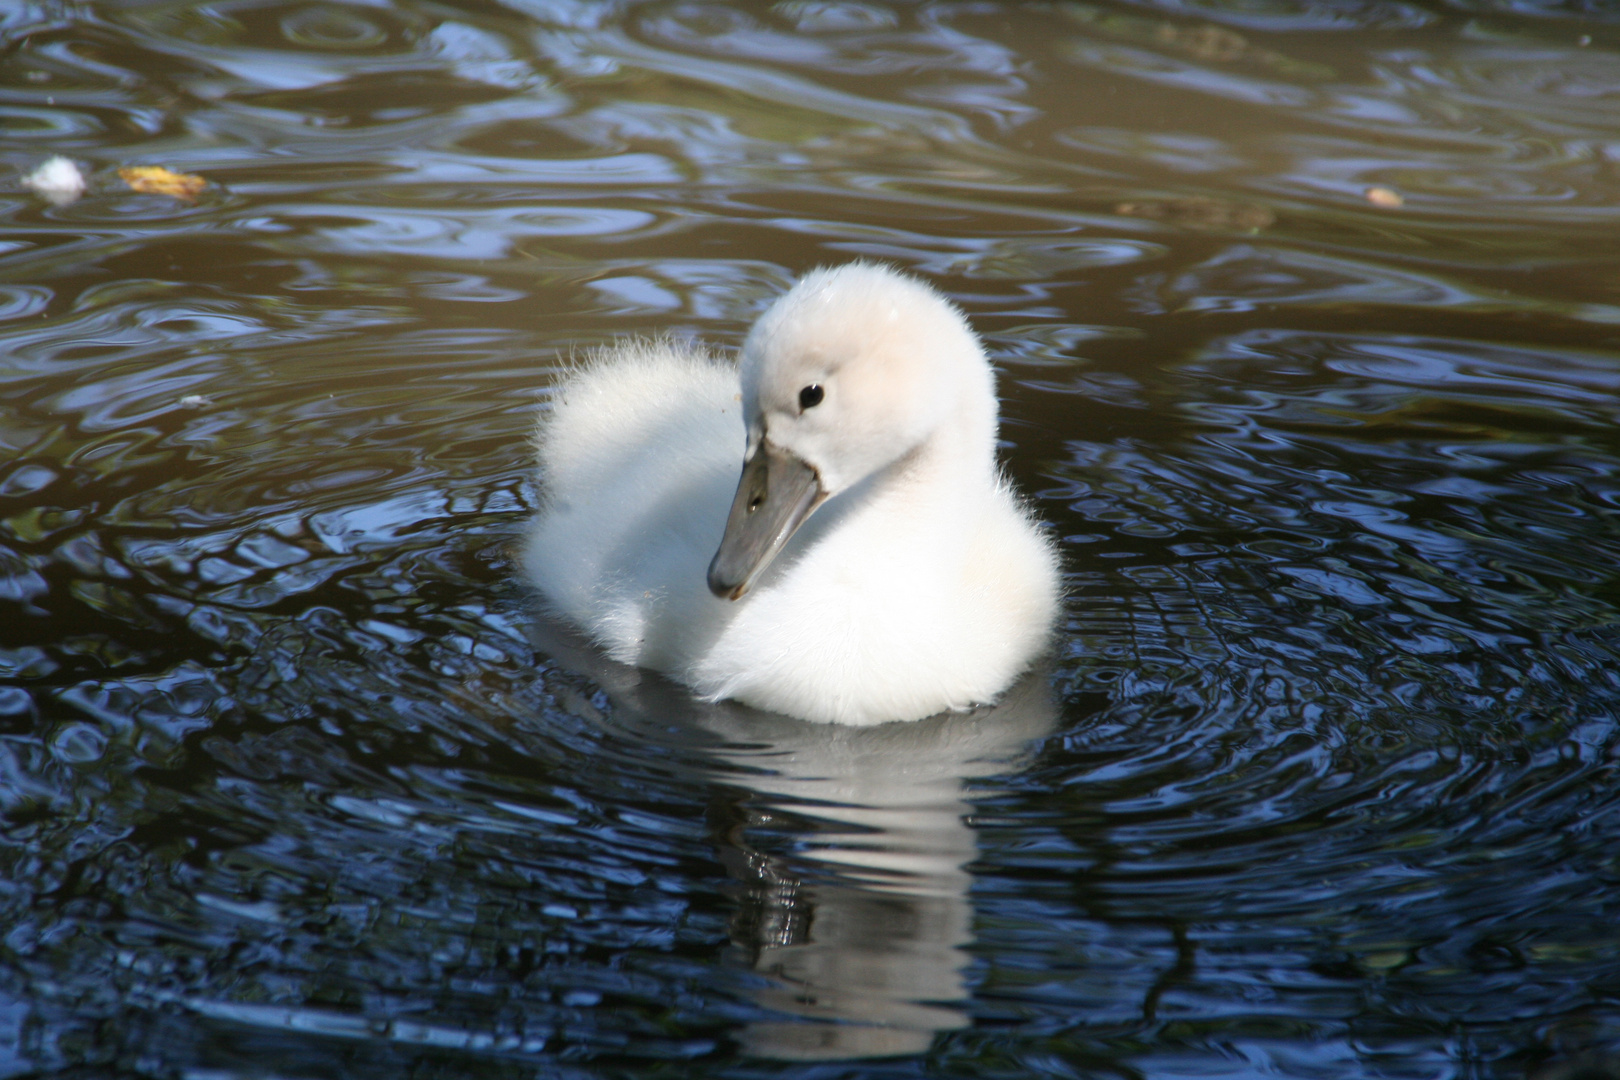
[798,384,824,411]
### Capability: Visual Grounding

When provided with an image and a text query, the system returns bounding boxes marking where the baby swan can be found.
[525,263,1059,725]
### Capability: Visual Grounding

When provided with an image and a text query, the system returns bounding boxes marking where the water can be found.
[3,2,1620,1076]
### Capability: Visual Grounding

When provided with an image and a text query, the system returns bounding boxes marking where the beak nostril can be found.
[709,442,826,601]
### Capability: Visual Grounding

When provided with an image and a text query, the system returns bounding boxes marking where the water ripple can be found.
[4,1,1620,1076]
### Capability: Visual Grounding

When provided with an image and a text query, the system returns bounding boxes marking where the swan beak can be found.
[707,442,826,600]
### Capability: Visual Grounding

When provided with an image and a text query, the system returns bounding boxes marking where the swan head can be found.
[707,263,995,600]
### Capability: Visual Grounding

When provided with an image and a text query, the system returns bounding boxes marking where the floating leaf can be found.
[1364,186,1405,208]
[119,165,207,201]
[1115,196,1274,232]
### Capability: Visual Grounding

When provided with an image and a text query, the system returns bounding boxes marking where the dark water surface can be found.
[4,2,1620,1076]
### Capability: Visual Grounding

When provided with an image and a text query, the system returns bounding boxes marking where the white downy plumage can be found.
[525,263,1059,725]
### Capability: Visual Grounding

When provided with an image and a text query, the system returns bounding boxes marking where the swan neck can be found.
[891,388,999,494]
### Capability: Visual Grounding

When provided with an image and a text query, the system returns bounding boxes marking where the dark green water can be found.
[3,2,1619,1076]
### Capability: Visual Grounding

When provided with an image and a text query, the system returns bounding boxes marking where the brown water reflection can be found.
[3,2,1620,1077]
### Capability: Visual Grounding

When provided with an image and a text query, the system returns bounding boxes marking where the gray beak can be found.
[707,441,827,600]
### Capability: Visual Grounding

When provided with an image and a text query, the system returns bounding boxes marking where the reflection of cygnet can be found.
[705,674,1056,1060]
[529,620,1056,1059]
[525,263,1060,725]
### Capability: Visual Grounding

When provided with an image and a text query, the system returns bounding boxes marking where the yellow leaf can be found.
[119,165,207,201]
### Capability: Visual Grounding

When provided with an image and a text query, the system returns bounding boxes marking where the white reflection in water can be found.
[532,620,1055,1059]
